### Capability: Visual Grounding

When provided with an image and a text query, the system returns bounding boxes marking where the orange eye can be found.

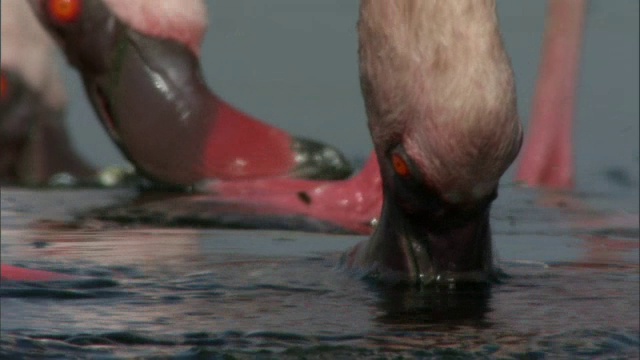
[392,154,410,177]
[0,72,8,101]
[46,0,82,24]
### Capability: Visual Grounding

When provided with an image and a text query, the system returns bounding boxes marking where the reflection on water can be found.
[1,185,638,358]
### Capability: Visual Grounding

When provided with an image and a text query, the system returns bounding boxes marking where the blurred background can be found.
[58,0,638,194]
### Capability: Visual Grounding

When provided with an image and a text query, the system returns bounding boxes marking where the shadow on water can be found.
[371,282,492,328]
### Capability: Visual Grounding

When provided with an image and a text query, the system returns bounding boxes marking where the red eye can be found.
[0,72,8,101]
[392,154,410,177]
[46,0,82,24]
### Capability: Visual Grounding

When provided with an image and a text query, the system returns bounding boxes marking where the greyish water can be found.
[1,0,639,359]
[1,181,639,358]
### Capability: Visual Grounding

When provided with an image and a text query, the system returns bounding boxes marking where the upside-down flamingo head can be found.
[28,0,352,185]
[351,1,523,284]
[25,0,201,182]
[27,0,208,181]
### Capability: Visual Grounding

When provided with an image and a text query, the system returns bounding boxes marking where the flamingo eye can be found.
[46,0,82,24]
[392,153,410,177]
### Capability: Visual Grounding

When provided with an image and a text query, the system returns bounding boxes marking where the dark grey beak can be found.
[403,208,494,284]
[348,189,497,286]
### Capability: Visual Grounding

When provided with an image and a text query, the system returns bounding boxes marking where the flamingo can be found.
[27,0,353,186]
[0,0,95,186]
[3,0,584,284]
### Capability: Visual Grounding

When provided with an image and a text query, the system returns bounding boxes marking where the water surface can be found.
[1,184,638,358]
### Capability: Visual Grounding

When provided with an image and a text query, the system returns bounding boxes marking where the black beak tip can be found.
[290,137,353,180]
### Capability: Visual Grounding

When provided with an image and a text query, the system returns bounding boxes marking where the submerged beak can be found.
[401,208,494,284]
[354,189,496,286]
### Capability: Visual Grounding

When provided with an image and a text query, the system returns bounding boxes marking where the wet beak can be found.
[360,193,495,286]
[406,210,494,283]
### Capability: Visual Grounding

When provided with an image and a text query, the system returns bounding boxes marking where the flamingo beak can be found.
[405,209,493,283]
[371,190,496,285]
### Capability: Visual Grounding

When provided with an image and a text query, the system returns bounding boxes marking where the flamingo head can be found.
[27,0,207,144]
[26,0,213,182]
[356,1,523,284]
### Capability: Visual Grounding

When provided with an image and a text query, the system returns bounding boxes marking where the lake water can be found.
[1,176,638,358]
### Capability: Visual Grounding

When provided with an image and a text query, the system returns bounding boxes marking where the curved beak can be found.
[28,0,353,184]
[386,202,494,284]
[349,183,497,285]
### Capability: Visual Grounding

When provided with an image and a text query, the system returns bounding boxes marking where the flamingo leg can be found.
[516,0,587,189]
